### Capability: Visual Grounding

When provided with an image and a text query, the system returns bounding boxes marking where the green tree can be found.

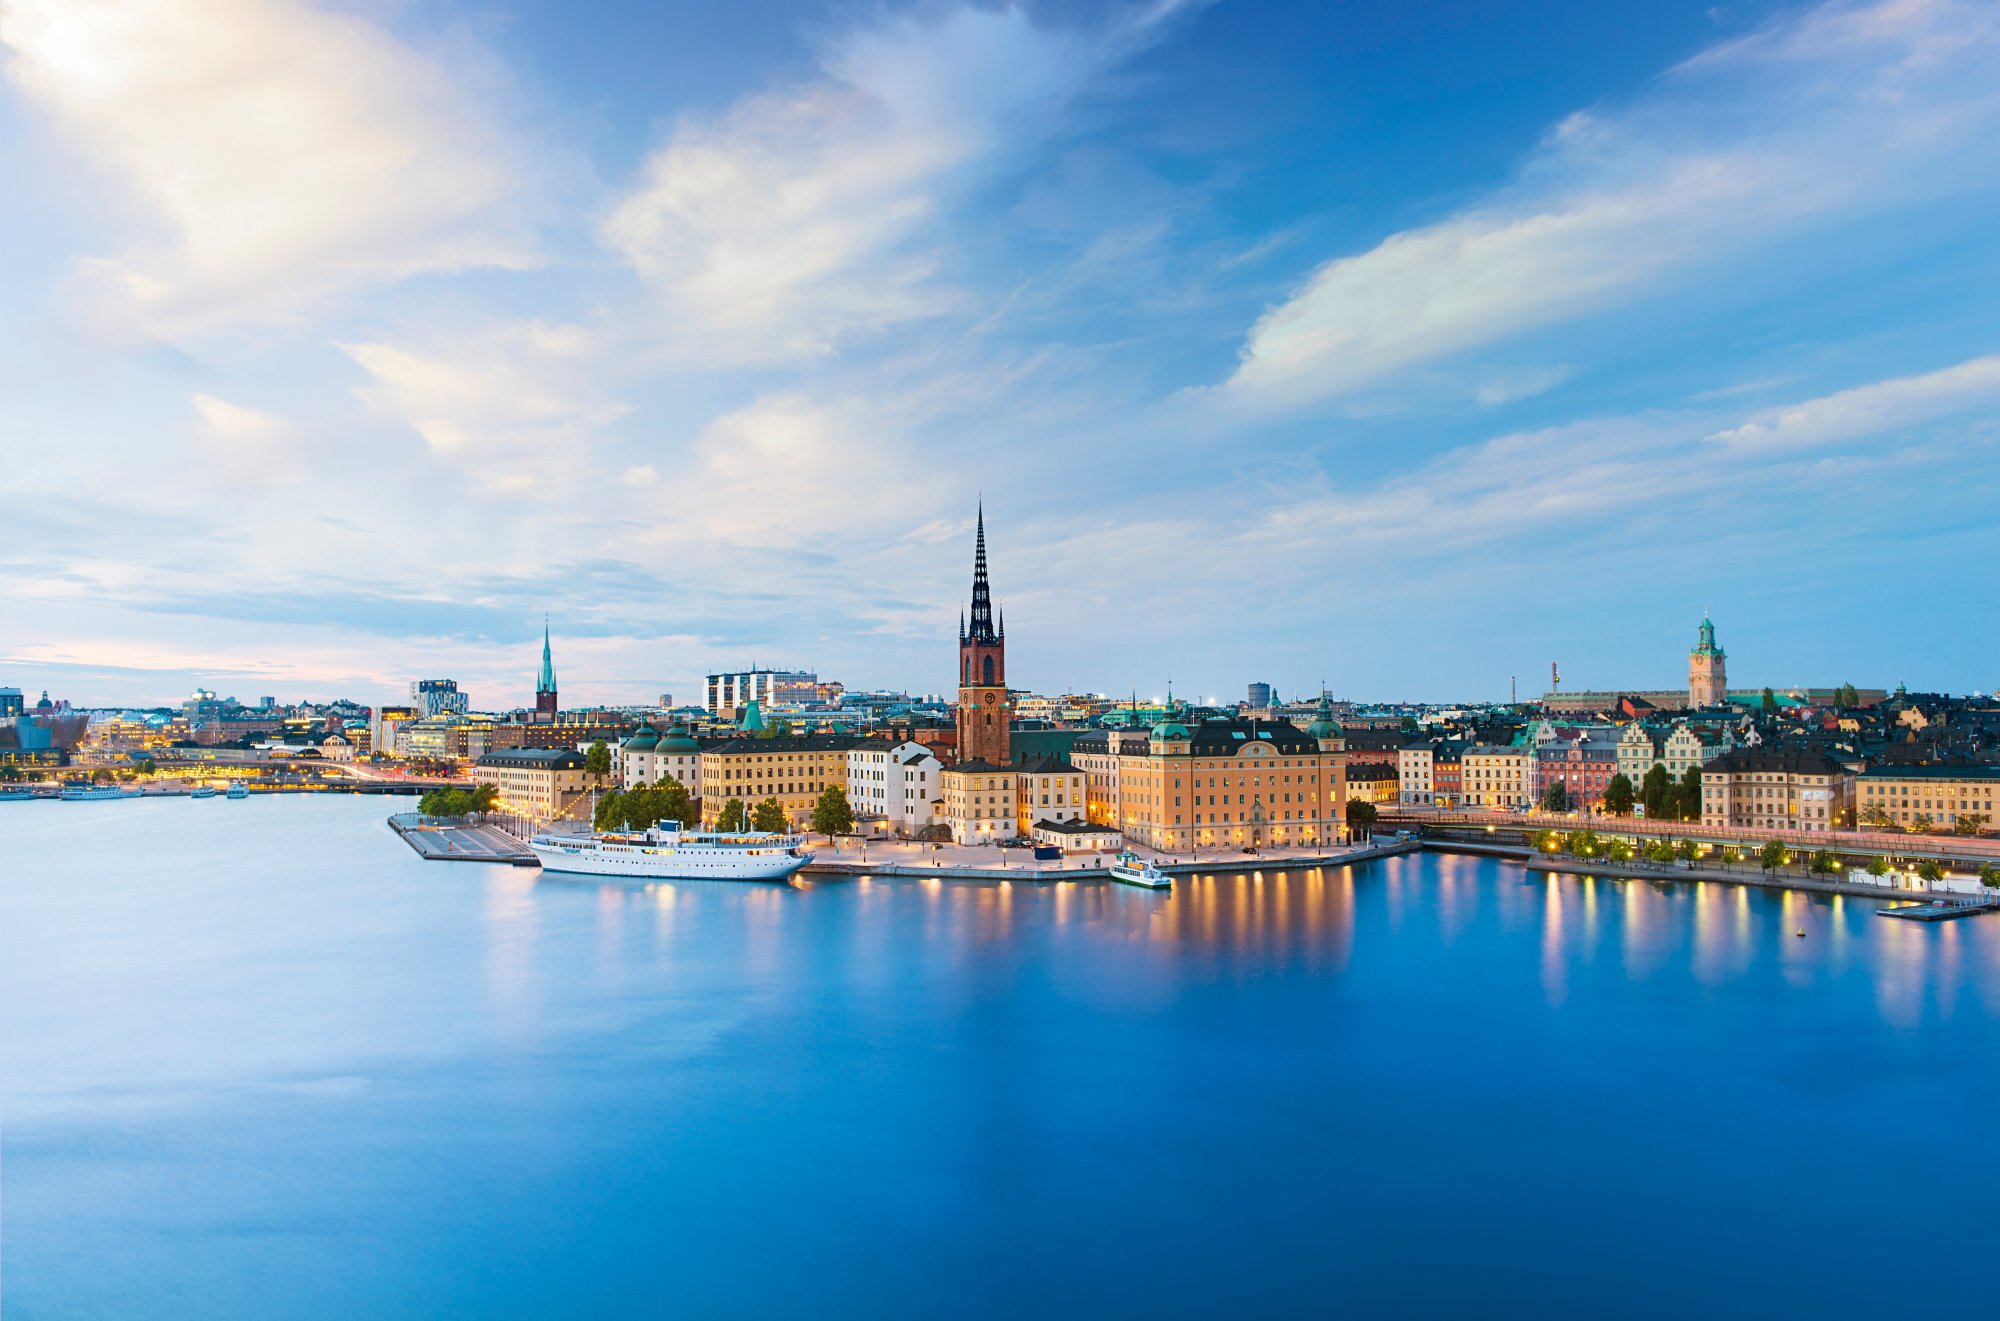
[133,757,157,777]
[1860,806,1895,831]
[1953,813,1989,836]
[1978,863,1999,890]
[716,797,749,832]
[1640,764,1674,820]
[1865,855,1891,879]
[1759,841,1788,873]
[585,740,612,788]
[1808,851,1838,876]
[1916,859,1944,884]
[1567,828,1600,857]
[1674,839,1697,863]
[812,784,855,840]
[751,797,788,833]
[1602,773,1635,817]
[1604,838,1634,863]
[593,790,626,830]
[1674,767,1703,822]
[1836,682,1860,708]
[1646,840,1677,865]
[1720,845,1743,866]
[1760,687,1778,713]
[1532,829,1562,854]
[1539,782,1571,813]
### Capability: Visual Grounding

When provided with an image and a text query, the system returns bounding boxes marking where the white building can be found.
[1398,741,1436,806]
[616,723,702,791]
[704,668,818,715]
[846,740,942,836]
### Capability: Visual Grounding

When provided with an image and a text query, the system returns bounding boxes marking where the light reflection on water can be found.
[5,797,1999,1319]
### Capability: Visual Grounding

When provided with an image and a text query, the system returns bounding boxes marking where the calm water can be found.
[4,795,1997,1318]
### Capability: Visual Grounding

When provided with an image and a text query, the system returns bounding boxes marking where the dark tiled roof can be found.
[1016,755,1080,775]
[476,748,586,769]
[1858,763,2000,781]
[703,735,868,755]
[949,759,1014,774]
[1183,718,1321,756]
[1708,749,1847,776]
[1033,818,1120,834]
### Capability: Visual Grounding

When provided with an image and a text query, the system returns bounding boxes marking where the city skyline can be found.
[5,0,1999,705]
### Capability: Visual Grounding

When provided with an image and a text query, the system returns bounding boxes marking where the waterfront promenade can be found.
[797,835,1416,880]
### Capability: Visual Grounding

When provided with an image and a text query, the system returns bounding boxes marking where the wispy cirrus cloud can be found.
[1705,354,2000,450]
[598,3,1184,363]
[1215,0,2000,411]
[0,0,535,338]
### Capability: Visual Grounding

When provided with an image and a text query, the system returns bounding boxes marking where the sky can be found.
[2,0,1996,711]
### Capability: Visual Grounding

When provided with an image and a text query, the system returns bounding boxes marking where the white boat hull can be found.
[59,787,140,801]
[1109,864,1171,889]
[529,835,813,881]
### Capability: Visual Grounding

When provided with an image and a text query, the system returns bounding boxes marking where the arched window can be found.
[983,655,995,685]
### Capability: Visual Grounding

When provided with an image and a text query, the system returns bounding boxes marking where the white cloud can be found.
[598,5,1165,361]
[339,322,629,492]
[1217,0,2000,411]
[191,393,286,445]
[1706,354,2000,449]
[0,0,534,337]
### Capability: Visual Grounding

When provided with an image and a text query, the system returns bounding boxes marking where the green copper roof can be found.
[537,621,556,693]
[738,697,766,732]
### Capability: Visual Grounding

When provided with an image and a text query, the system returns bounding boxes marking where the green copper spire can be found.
[738,696,766,732]
[537,618,556,694]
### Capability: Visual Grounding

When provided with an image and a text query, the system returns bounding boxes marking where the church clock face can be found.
[983,692,997,705]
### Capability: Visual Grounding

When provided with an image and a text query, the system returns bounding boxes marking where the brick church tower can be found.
[1688,614,1726,708]
[955,504,1012,765]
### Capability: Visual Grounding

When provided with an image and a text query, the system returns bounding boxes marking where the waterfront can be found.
[5,795,1999,1318]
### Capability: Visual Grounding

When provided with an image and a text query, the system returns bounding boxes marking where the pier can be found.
[387,813,537,865]
[1877,897,2000,922]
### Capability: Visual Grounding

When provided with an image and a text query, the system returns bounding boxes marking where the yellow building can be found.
[698,735,862,830]
[472,748,589,822]
[1462,744,1532,810]
[1015,755,1087,836]
[1856,766,1999,832]
[941,760,1019,843]
[1113,703,1347,853]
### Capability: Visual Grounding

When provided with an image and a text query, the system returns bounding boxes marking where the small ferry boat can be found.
[191,785,219,799]
[0,785,41,802]
[528,822,814,881]
[225,783,250,800]
[59,783,140,801]
[1108,849,1171,889]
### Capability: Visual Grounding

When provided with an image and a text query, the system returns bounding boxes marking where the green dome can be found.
[1151,720,1191,741]
[622,725,659,752]
[1304,695,1343,740]
[655,722,700,754]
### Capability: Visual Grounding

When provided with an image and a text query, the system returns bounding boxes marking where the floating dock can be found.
[388,813,537,866]
[1877,898,2000,922]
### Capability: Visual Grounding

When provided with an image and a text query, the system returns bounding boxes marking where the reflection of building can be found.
[1689,615,1727,707]
[411,679,469,717]
[955,504,1012,767]
[473,748,588,822]
[1701,749,1851,832]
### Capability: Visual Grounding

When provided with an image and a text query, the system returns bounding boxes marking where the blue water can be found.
[4,795,1997,1318]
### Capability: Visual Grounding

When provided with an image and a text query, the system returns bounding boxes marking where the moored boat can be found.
[191,785,219,799]
[59,782,140,801]
[1108,848,1171,889]
[225,783,250,799]
[528,822,814,881]
[0,785,41,802]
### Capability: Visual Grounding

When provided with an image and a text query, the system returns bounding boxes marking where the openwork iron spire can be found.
[967,502,997,642]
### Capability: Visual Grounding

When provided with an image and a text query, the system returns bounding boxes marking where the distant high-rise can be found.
[1689,616,1727,708]
[1247,681,1275,709]
[536,621,559,718]
[411,678,468,717]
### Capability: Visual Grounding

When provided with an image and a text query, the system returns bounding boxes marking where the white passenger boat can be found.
[528,822,814,881]
[59,783,140,801]
[225,783,250,799]
[0,785,41,802]
[1108,849,1171,889]
[191,785,219,799]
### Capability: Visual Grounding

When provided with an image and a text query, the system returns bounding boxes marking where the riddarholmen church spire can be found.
[967,501,997,643]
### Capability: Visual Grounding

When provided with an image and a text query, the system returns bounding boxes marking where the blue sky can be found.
[2,0,1996,710]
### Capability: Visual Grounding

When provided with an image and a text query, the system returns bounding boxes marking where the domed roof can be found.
[655,722,700,754]
[1151,720,1191,741]
[1304,694,1343,740]
[622,724,660,751]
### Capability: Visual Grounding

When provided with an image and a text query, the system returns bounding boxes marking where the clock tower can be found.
[955,503,1012,765]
